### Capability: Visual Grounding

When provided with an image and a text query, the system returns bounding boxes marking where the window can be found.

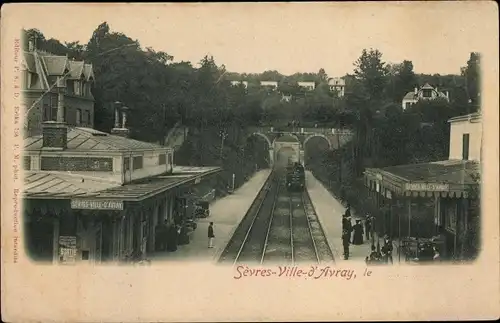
[66,80,74,94]
[86,110,92,125]
[50,95,58,121]
[159,154,166,165]
[123,157,130,171]
[42,104,50,121]
[133,156,143,170]
[422,89,432,98]
[74,81,80,95]
[23,156,31,170]
[405,102,411,110]
[76,109,82,126]
[462,133,470,160]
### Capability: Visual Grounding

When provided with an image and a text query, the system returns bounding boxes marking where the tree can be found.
[353,48,388,102]
[462,52,481,110]
[318,68,328,83]
[391,60,418,103]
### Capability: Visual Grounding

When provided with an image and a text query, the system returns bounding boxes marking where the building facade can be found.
[21,40,95,137]
[328,77,345,97]
[23,100,222,265]
[364,112,481,261]
[402,83,450,110]
[260,80,279,90]
[297,81,315,91]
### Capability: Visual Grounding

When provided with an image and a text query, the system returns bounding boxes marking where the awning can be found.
[24,166,222,202]
[364,160,480,199]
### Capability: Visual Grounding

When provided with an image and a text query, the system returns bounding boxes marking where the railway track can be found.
[218,170,335,265]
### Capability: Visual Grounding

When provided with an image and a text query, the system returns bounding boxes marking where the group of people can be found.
[155,220,182,252]
[365,236,394,265]
[341,204,373,260]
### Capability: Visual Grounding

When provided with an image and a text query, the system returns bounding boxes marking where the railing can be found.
[249,126,353,136]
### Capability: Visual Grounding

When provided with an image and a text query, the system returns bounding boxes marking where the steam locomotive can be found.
[285,162,305,192]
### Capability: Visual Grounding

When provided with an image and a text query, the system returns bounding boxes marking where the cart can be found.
[400,236,445,263]
[194,201,210,218]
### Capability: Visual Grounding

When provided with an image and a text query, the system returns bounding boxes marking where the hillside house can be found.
[402,83,450,110]
[328,77,345,97]
[297,81,315,91]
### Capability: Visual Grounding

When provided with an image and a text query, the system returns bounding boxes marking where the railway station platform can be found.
[151,169,272,263]
[305,171,380,264]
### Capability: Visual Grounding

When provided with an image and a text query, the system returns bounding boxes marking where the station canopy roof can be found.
[24,127,168,153]
[24,166,221,201]
[364,159,480,198]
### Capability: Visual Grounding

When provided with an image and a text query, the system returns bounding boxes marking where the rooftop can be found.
[22,50,94,89]
[24,126,169,152]
[448,112,481,123]
[374,159,480,185]
[24,166,222,201]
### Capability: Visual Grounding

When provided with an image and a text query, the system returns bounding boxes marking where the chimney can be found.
[42,82,67,149]
[114,104,120,128]
[111,104,130,138]
[414,87,418,95]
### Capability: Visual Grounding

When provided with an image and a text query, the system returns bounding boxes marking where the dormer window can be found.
[422,89,432,98]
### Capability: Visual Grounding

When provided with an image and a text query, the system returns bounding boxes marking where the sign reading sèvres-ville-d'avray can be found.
[404,183,450,192]
[71,199,124,210]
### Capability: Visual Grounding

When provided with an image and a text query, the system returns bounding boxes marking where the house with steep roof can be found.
[402,83,450,110]
[21,39,96,137]
[364,112,481,262]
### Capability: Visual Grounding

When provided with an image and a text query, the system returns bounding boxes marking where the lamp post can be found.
[219,129,228,162]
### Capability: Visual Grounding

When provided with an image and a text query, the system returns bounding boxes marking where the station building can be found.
[364,112,481,260]
[23,97,222,265]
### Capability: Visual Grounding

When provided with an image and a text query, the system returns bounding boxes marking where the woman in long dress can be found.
[352,220,364,245]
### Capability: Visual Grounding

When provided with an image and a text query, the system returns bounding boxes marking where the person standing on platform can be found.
[365,216,372,241]
[344,204,351,218]
[381,236,393,264]
[208,222,215,248]
[352,220,364,245]
[167,224,178,252]
[342,229,350,260]
[160,220,169,251]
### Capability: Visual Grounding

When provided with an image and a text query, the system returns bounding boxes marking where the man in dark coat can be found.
[166,224,178,252]
[381,237,394,264]
[208,222,215,248]
[344,204,351,218]
[365,216,372,241]
[342,229,350,260]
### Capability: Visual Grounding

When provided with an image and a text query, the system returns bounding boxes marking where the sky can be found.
[13,2,497,77]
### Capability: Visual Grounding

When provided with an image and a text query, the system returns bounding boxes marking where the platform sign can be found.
[405,183,449,192]
[59,236,77,264]
[71,199,124,210]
